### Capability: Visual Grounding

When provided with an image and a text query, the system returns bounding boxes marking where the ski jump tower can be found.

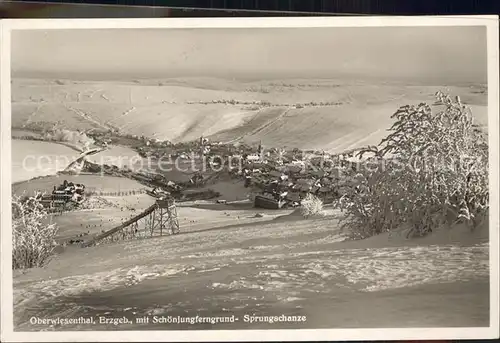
[83,197,180,247]
[149,198,180,236]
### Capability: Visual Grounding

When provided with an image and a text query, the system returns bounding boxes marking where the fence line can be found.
[85,188,147,197]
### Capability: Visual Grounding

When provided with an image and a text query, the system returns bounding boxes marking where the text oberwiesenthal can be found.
[30,314,307,326]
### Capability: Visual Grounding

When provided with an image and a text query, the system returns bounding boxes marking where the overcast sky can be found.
[11,26,487,83]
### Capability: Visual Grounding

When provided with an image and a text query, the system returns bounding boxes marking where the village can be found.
[78,131,366,210]
[37,128,366,220]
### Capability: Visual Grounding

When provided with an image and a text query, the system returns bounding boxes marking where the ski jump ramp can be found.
[83,198,180,247]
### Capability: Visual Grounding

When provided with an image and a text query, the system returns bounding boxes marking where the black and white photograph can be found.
[1,17,499,341]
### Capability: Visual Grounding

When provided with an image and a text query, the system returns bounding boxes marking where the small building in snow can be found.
[246,154,261,162]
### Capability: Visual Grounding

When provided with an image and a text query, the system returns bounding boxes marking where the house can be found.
[310,157,324,166]
[254,195,285,209]
[251,162,266,169]
[286,192,301,203]
[279,175,289,181]
[320,177,332,186]
[269,170,282,178]
[311,170,326,178]
[286,165,302,174]
[246,154,261,162]
[296,178,312,186]
[266,160,282,168]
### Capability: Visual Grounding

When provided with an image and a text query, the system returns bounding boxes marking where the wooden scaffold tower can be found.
[149,197,180,236]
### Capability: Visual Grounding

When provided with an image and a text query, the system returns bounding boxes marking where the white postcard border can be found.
[1,16,499,342]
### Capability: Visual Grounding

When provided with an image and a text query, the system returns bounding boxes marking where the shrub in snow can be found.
[300,193,324,218]
[337,92,489,240]
[12,193,58,269]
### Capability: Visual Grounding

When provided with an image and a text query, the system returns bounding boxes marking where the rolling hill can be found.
[11,78,488,153]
